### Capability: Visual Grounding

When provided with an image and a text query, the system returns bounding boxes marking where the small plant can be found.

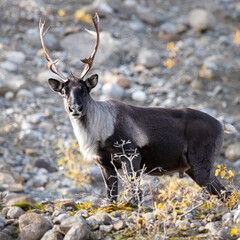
[233,30,240,45]
[163,42,178,69]
[57,139,91,187]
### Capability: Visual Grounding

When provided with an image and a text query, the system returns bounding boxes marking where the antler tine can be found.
[39,19,67,82]
[80,13,100,80]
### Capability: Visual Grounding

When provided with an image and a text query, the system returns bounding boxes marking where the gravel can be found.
[0,0,240,239]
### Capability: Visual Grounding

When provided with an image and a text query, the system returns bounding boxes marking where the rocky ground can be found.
[1,0,240,239]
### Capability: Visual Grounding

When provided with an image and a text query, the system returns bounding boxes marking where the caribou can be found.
[39,14,237,203]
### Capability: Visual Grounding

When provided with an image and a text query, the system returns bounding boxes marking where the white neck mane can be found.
[70,100,116,161]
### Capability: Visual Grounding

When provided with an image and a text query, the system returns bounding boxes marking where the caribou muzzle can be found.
[69,104,83,118]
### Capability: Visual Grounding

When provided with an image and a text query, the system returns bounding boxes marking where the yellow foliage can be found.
[163,58,175,69]
[233,30,240,45]
[58,9,66,17]
[199,65,213,80]
[74,9,92,23]
[230,226,240,237]
[215,165,235,180]
[57,139,91,187]
[166,42,179,52]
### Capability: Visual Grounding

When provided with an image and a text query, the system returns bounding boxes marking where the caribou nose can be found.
[69,104,82,113]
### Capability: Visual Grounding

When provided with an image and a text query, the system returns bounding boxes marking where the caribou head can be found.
[39,14,99,119]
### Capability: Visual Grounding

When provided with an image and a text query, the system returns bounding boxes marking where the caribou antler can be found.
[80,13,100,80]
[39,19,68,82]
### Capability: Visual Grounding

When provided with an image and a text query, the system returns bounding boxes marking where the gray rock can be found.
[225,143,240,161]
[53,225,71,235]
[222,212,234,226]
[19,213,52,240]
[189,9,216,32]
[3,74,26,92]
[6,51,26,65]
[136,49,161,68]
[205,222,221,234]
[60,32,120,67]
[7,206,25,219]
[99,224,113,233]
[61,216,87,227]
[25,28,58,50]
[0,81,10,96]
[113,220,126,230]
[40,230,63,240]
[4,91,14,100]
[143,212,155,222]
[102,83,124,99]
[53,213,72,224]
[26,113,44,124]
[0,61,17,72]
[87,212,112,226]
[0,173,15,185]
[16,89,34,99]
[176,220,190,229]
[131,90,147,102]
[136,6,160,26]
[161,22,178,35]
[0,232,11,240]
[84,0,113,16]
[0,216,6,230]
[63,222,90,240]
[234,209,240,224]
[52,209,66,219]
[75,210,88,218]
[129,21,145,32]
[102,75,129,89]
[37,70,63,83]
[32,159,57,173]
[233,159,240,168]
[6,196,36,207]
[32,86,45,96]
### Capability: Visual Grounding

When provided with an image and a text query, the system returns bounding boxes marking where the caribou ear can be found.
[48,78,62,92]
[85,74,98,91]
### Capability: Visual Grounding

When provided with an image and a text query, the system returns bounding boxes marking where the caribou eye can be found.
[61,89,66,96]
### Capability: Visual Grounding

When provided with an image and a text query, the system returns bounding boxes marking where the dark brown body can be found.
[90,100,227,202]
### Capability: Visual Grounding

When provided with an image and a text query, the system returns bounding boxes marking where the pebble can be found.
[131,90,147,102]
[4,91,14,100]
[205,222,221,234]
[40,230,63,240]
[113,220,126,231]
[0,216,6,229]
[19,213,52,240]
[99,224,113,233]
[129,21,145,32]
[225,142,240,161]
[102,75,129,89]
[6,206,25,219]
[136,6,160,26]
[136,49,161,68]
[0,1,240,239]
[0,173,15,185]
[102,83,124,99]
[6,51,26,65]
[63,221,90,240]
[0,232,11,240]
[5,195,35,206]
[60,31,120,67]
[0,61,18,72]
[87,212,112,226]
[189,9,216,32]
[16,89,34,99]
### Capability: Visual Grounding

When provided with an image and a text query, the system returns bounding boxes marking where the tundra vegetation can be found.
[0,0,240,239]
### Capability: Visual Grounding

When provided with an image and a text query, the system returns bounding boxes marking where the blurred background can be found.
[0,0,240,203]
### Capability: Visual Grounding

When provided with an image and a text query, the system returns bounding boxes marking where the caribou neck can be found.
[69,97,116,161]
